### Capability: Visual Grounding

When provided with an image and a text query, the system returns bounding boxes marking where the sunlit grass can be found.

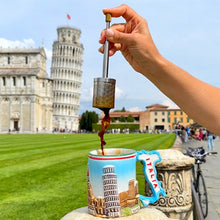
[0,133,175,220]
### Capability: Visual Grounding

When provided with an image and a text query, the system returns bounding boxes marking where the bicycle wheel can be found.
[191,166,196,185]
[197,173,208,218]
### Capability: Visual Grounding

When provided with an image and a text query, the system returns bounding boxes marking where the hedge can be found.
[92,123,140,132]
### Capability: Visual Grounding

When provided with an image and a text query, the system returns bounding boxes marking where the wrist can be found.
[142,52,167,80]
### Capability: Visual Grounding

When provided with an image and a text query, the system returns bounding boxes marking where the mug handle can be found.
[136,150,166,207]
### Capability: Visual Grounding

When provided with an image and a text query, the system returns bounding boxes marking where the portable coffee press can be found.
[93,13,116,111]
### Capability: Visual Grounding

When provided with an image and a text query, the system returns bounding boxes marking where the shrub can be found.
[119,115,126,122]
[92,123,139,133]
[127,114,134,122]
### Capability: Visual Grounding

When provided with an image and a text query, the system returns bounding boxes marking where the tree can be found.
[113,107,127,112]
[121,107,126,112]
[119,115,126,122]
[79,111,98,131]
[127,114,134,122]
[111,117,116,123]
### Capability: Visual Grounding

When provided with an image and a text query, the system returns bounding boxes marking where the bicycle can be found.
[186,147,217,218]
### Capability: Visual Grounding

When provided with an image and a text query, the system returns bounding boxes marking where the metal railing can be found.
[192,181,204,220]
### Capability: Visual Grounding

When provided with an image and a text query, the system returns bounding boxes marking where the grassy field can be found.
[0,133,175,220]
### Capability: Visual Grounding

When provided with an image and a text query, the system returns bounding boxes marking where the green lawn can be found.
[0,133,175,220]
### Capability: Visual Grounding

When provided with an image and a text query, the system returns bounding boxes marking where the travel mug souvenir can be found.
[87,148,166,218]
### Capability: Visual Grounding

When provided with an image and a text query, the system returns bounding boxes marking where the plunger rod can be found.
[102,13,111,78]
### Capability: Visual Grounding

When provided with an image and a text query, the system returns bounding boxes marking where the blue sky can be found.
[0,0,220,115]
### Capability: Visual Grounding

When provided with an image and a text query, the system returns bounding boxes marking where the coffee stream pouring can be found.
[93,13,116,111]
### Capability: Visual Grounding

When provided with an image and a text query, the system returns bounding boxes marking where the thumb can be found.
[105,29,132,44]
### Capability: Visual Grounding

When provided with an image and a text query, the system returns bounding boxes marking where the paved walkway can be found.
[179,136,220,219]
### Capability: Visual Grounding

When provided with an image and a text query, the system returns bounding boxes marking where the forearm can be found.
[100,5,220,134]
[144,56,220,135]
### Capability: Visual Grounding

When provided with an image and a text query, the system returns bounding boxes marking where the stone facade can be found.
[51,26,83,131]
[145,149,195,220]
[139,110,150,131]
[0,26,83,133]
[0,48,53,133]
[147,104,169,131]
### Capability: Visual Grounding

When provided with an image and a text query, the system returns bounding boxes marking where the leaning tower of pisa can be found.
[103,166,121,217]
[51,26,83,131]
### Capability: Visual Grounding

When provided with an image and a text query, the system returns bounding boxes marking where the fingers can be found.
[99,4,141,55]
[103,4,140,22]
[99,42,121,56]
[111,23,126,33]
[99,23,133,45]
[106,29,132,45]
[99,23,126,44]
[99,31,106,44]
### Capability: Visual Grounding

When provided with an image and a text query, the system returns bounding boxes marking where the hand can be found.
[99,4,162,76]
[99,5,220,135]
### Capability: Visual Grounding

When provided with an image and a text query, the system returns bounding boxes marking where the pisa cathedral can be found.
[0,26,83,133]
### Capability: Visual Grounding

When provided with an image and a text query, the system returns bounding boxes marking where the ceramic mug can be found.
[87,148,166,218]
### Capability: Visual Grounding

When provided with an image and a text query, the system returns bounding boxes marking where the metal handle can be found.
[102,13,111,78]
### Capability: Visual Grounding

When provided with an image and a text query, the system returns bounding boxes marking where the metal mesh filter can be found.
[93,78,116,109]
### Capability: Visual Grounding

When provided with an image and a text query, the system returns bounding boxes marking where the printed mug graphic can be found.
[87,148,166,218]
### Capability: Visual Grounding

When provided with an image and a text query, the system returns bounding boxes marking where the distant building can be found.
[99,104,194,132]
[168,109,194,129]
[146,104,169,131]
[0,48,53,133]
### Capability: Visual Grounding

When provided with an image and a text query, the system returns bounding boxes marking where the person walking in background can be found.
[180,126,188,143]
[186,126,190,140]
[199,128,203,141]
[190,127,196,139]
[194,129,200,140]
[99,4,220,136]
[206,130,215,151]
[202,128,207,140]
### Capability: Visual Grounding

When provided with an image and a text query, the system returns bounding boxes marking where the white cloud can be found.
[162,100,180,109]
[0,38,52,61]
[44,48,52,61]
[129,107,143,112]
[115,87,125,99]
[0,38,36,48]
[44,48,52,74]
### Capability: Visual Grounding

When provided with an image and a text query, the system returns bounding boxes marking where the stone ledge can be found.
[156,149,195,169]
[61,206,175,220]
